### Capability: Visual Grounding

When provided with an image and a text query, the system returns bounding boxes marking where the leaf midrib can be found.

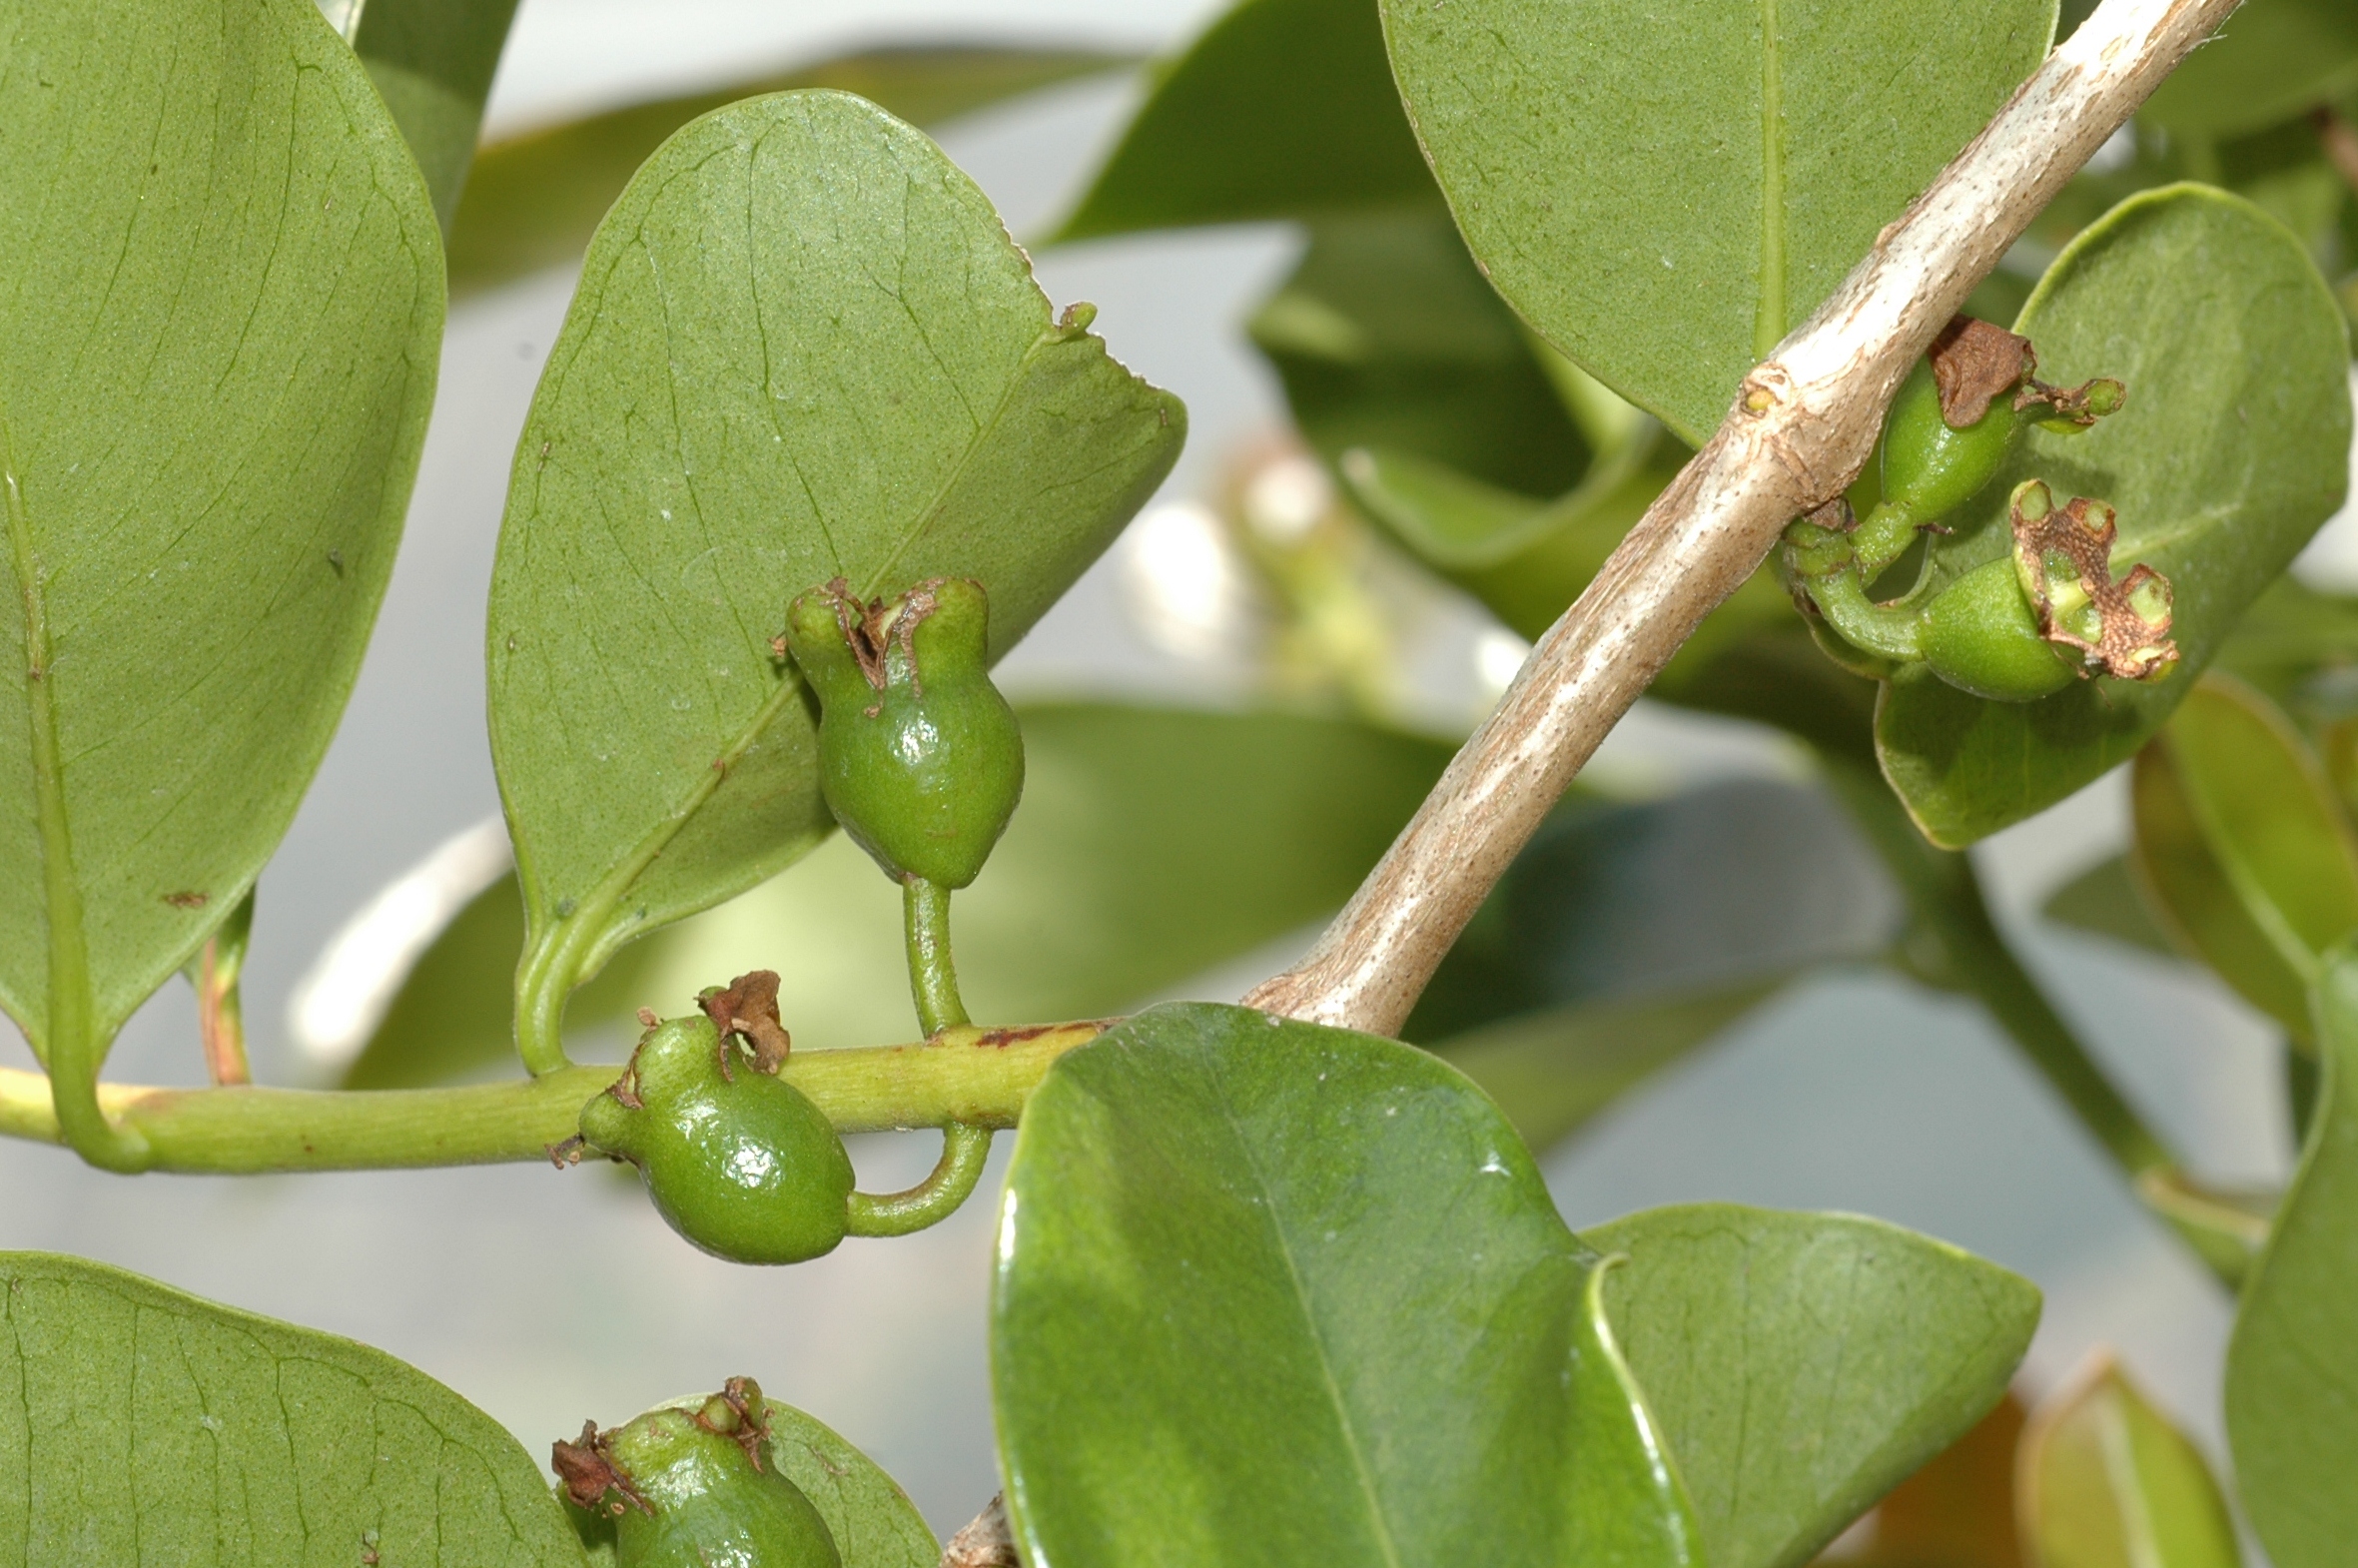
[1209,1062,1406,1568]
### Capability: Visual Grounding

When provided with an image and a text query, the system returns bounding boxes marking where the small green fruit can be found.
[1919,556,2077,701]
[579,1016,854,1264]
[554,1379,843,1568]
[1881,357,2025,526]
[781,577,1025,890]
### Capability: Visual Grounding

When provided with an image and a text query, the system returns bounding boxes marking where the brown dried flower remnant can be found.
[551,1420,649,1517]
[700,969,793,1077]
[2009,479,2177,682]
[692,1375,772,1473]
[1928,316,2035,426]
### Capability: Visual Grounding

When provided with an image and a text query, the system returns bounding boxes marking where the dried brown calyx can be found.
[2009,480,2177,682]
[551,1421,650,1518]
[1926,315,2126,429]
[770,577,947,708]
[699,969,792,1077]
[1929,316,2036,426]
[691,1375,773,1473]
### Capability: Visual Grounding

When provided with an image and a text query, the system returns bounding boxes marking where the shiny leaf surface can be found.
[0,1251,583,1566]
[994,1002,1700,1567]
[2224,945,2358,1568]
[486,94,1182,1066]
[1381,0,2052,441]
[1583,1203,2042,1568]
[1877,187,2353,845]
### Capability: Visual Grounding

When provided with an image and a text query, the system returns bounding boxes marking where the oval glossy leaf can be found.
[2131,716,2318,1043]
[351,0,523,231]
[2139,0,2358,139]
[0,2,442,1091]
[2155,675,2358,992]
[0,1250,583,1565]
[2224,944,2358,1568]
[760,1399,938,1568]
[1582,1203,2042,1568]
[1249,211,1594,499]
[993,1001,1699,1568]
[487,93,1183,1064]
[2021,1355,2242,1568]
[349,705,1446,1084]
[1052,0,1437,242]
[1381,0,2053,442]
[1876,186,2354,846]
[1407,778,1900,1043]
[450,47,1129,296]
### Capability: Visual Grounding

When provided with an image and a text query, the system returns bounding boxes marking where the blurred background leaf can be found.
[2019,1356,2242,1568]
[350,0,526,232]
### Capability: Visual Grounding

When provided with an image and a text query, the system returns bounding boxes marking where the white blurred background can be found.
[5,0,2352,1536]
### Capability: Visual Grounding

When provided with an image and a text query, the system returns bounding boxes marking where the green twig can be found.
[0,1022,1100,1175]
[845,1122,996,1236]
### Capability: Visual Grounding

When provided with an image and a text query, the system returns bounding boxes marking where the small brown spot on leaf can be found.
[163,891,208,910]
[1928,316,2034,426]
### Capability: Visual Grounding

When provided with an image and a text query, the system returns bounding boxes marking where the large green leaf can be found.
[2224,945,2358,1568]
[350,705,1445,1085]
[1876,186,2354,846]
[2153,675,2358,1003]
[0,0,442,1160]
[1582,1203,2042,1568]
[449,46,1129,297]
[349,0,523,232]
[2019,1357,2242,1568]
[570,1395,935,1568]
[1380,0,2053,442]
[486,93,1182,1071]
[0,1250,583,1566]
[2139,0,2358,139]
[1249,211,1594,499]
[1407,778,1898,1044]
[992,1002,1700,1568]
[1051,0,1436,243]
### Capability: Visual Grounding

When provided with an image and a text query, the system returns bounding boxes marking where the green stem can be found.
[844,1121,995,1237]
[0,1021,1100,1175]
[874,875,995,1232]
[1809,568,1925,661]
[1826,763,2172,1179]
[4,412,148,1173]
[904,876,969,1036]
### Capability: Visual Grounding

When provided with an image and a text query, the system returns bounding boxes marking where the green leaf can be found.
[1380,0,2054,442]
[1249,212,1595,499]
[760,1399,938,1568]
[351,705,1444,1084]
[2153,675,2358,992]
[1582,1203,2042,1568]
[2020,1357,2243,1568]
[350,0,524,233]
[486,93,1182,1072]
[0,0,443,1164]
[0,1250,584,1565]
[1407,778,1898,1044]
[2042,854,2177,956]
[449,46,1130,297]
[2139,0,2358,140]
[1051,0,1437,243]
[2131,727,2317,1041]
[1876,186,2354,846]
[1437,983,1784,1155]
[992,1001,1700,1568]
[2225,944,2358,1568]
